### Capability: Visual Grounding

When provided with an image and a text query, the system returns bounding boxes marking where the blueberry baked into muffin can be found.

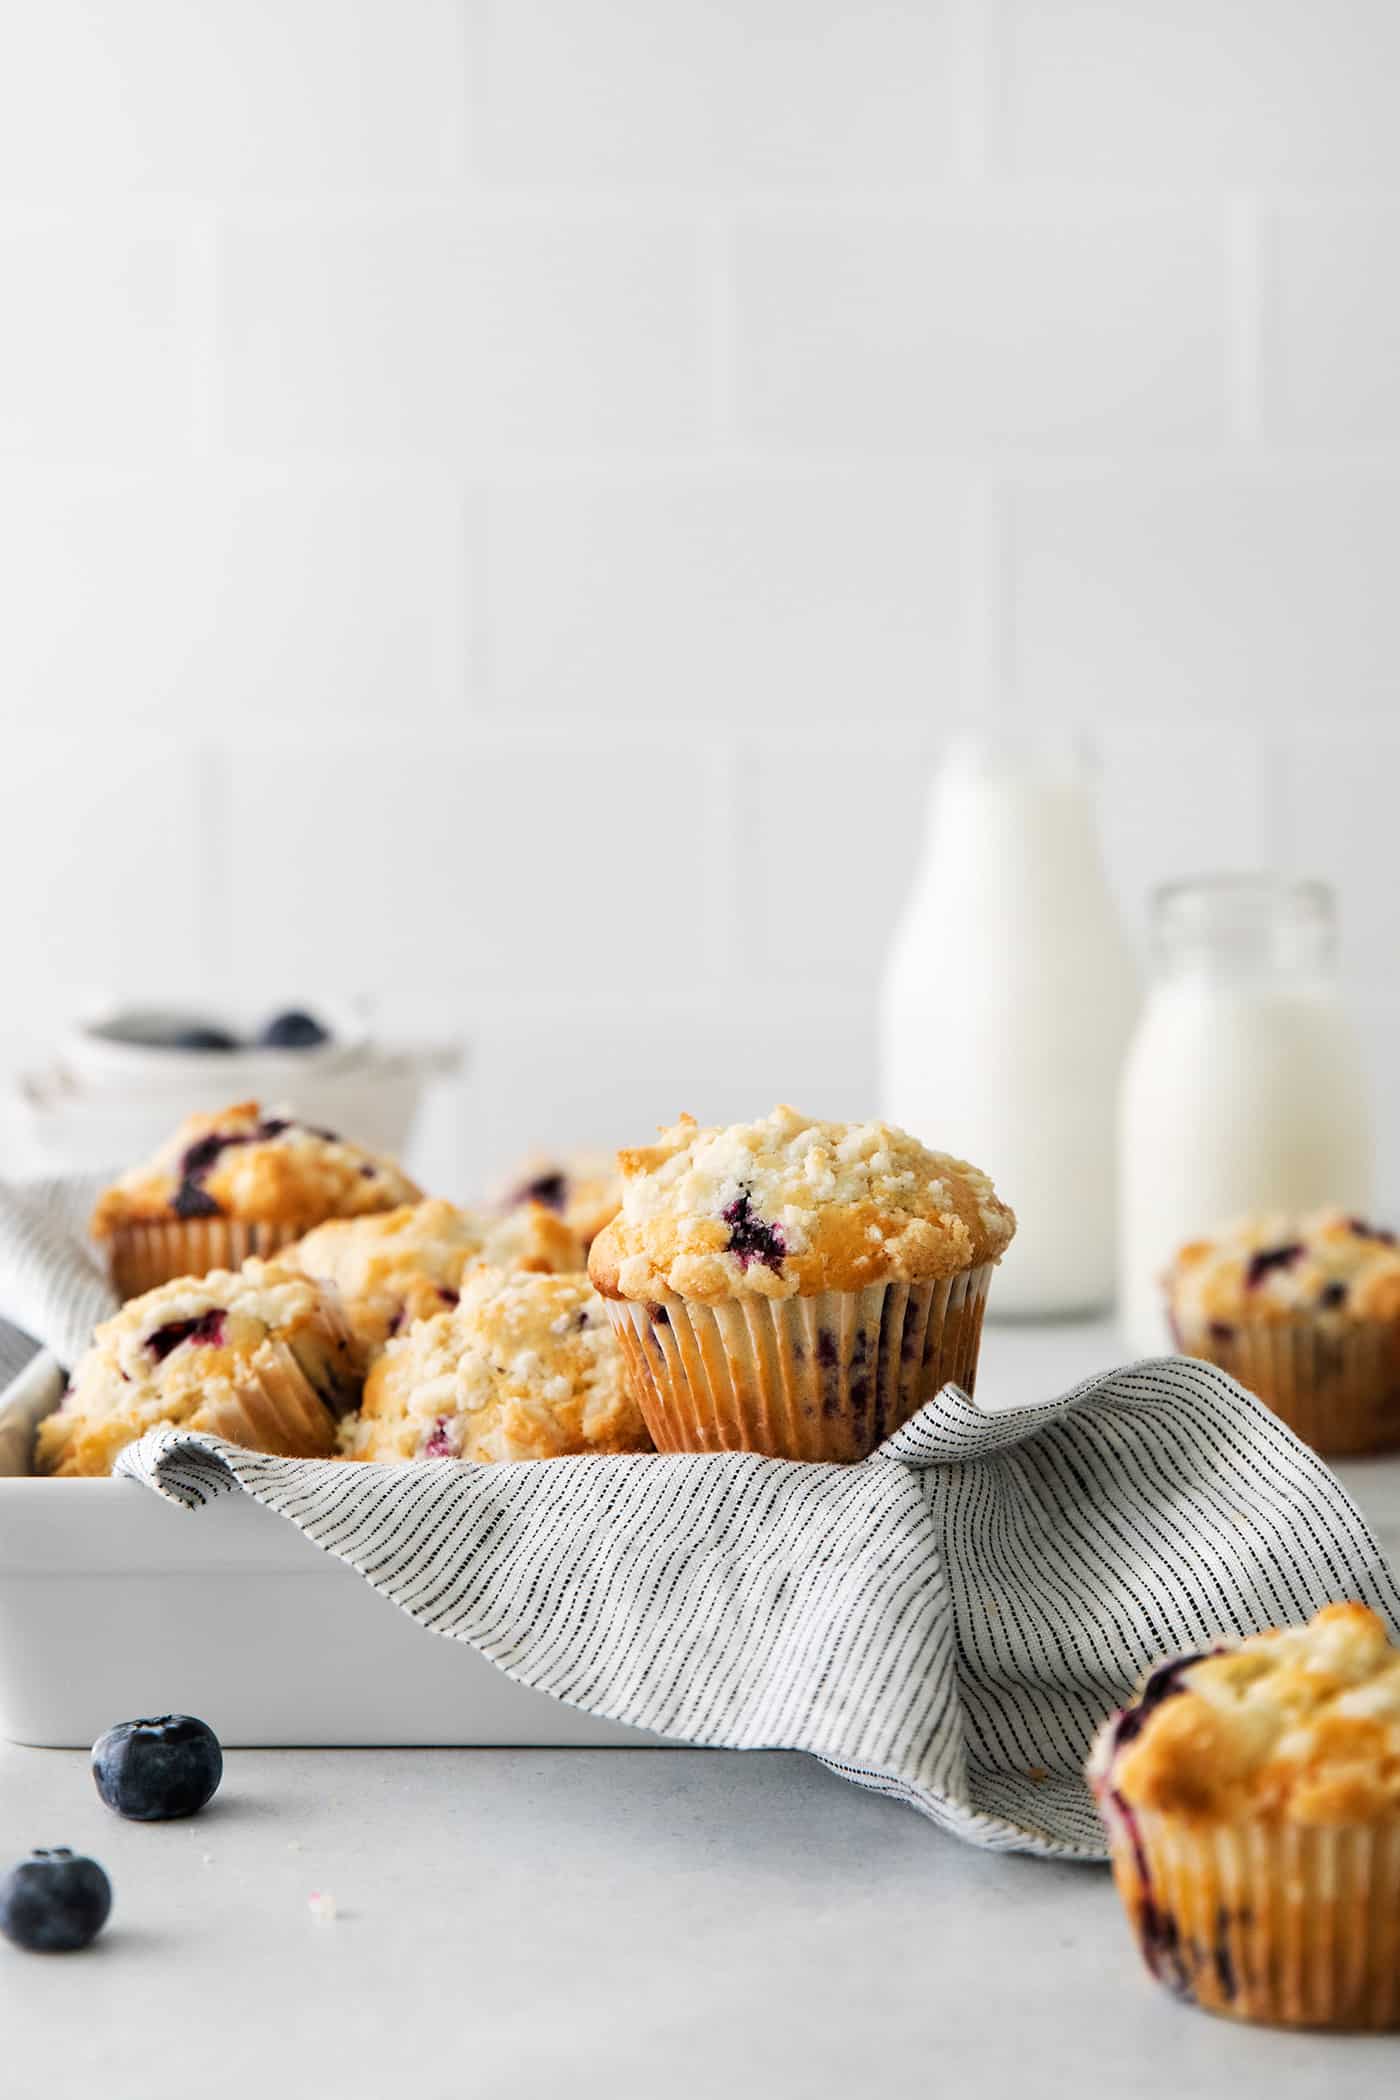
[588,1105,1015,1461]
[91,1099,422,1301]
[284,1198,584,1359]
[1088,1602,1400,2029]
[35,1260,364,1477]
[1165,1210,1400,1455]
[498,1151,621,1254]
[347,1267,650,1464]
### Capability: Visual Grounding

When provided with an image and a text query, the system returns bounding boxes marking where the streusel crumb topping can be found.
[285,1199,583,1356]
[90,1100,421,1234]
[348,1267,650,1464]
[34,1259,363,1478]
[588,1105,1014,1304]
[1167,1210,1400,1331]
[1090,1603,1400,1826]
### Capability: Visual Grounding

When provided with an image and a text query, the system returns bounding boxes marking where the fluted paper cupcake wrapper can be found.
[189,1339,344,1460]
[107,1218,313,1302]
[604,1264,992,1462]
[1178,1316,1400,1457]
[1103,1801,1400,2029]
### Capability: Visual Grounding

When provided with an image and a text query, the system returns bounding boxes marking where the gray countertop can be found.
[4,1319,1398,2097]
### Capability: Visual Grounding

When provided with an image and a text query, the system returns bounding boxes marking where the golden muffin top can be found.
[588,1105,1014,1305]
[91,1100,421,1233]
[1089,1603,1400,1827]
[285,1198,583,1356]
[1166,1210,1400,1330]
[348,1267,650,1464]
[34,1259,362,1477]
[496,1150,621,1252]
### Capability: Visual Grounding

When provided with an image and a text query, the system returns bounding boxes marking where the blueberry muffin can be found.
[1088,1602,1400,2029]
[284,1198,584,1358]
[587,1106,1015,1461]
[498,1150,621,1252]
[35,1260,364,1477]
[347,1267,650,1464]
[1165,1210,1400,1455]
[91,1099,422,1301]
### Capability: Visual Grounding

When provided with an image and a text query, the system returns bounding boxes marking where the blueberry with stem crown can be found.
[92,1715,223,1821]
[0,1849,111,1953]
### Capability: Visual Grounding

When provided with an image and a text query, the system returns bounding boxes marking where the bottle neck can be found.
[1151,877,1338,987]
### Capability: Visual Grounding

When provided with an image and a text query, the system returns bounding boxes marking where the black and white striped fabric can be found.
[3,1173,1397,1859]
[117,1363,1400,1859]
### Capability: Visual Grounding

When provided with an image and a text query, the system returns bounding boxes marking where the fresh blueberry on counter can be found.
[0,1849,111,1953]
[92,1715,223,1821]
[258,1009,331,1050]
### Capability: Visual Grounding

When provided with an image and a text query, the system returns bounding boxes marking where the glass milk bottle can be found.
[879,733,1138,1317]
[1118,877,1373,1356]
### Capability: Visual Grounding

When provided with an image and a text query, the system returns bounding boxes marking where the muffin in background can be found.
[1088,1602,1400,2029]
[284,1198,583,1358]
[347,1267,650,1464]
[36,1260,364,1477]
[497,1150,621,1252]
[588,1105,1015,1463]
[1165,1210,1400,1455]
[91,1099,422,1301]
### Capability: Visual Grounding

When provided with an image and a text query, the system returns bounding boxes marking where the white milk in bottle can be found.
[1119,877,1373,1356]
[879,734,1138,1317]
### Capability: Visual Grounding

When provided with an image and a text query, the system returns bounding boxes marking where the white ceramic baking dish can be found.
[0,1353,650,1749]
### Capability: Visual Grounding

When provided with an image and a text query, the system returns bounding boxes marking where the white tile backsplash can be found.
[1007,473,1400,727]
[2,0,1399,1200]
[1261,205,1400,444]
[731,205,1232,451]
[1000,0,1400,179]
[483,470,974,727]
[479,0,962,188]
[0,469,472,733]
[0,219,201,459]
[218,210,712,458]
[0,0,474,196]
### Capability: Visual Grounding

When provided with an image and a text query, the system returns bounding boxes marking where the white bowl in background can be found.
[63,999,370,1091]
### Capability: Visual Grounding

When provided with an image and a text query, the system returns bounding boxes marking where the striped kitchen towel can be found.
[2,1174,1398,1858]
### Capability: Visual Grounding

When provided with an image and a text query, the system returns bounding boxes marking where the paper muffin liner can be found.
[106,1218,313,1302]
[190,1338,344,1460]
[1100,1795,1400,2029]
[603,1263,993,1463]
[1175,1315,1400,1457]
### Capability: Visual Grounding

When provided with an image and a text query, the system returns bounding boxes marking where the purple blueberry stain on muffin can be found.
[1245,1243,1304,1290]
[512,1171,567,1213]
[1102,1650,1218,2000]
[422,1416,456,1459]
[722,1191,786,1274]
[436,1286,459,1309]
[1318,1280,1348,1311]
[146,1310,227,1363]
[1208,1320,1234,1344]
[172,1116,295,1218]
[1348,1218,1396,1245]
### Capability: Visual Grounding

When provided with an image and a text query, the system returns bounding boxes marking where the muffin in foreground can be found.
[35,1260,364,1477]
[347,1267,650,1463]
[284,1198,583,1358]
[1165,1210,1400,1455]
[1087,1602,1400,2029]
[587,1105,1015,1462]
[498,1150,621,1252]
[91,1099,422,1301]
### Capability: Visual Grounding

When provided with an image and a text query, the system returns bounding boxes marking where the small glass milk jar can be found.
[1118,876,1373,1356]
